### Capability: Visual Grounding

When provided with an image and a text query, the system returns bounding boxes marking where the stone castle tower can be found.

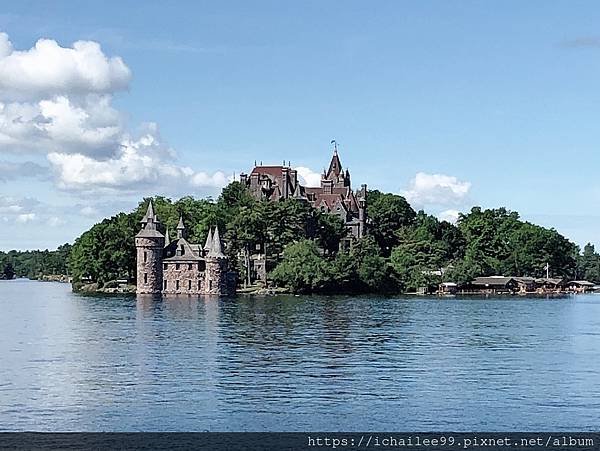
[135,200,234,296]
[135,201,165,294]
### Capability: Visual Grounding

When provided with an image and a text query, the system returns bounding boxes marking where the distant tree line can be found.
[0,244,72,280]
[5,182,600,293]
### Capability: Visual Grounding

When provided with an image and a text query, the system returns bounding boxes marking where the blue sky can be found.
[1,1,600,250]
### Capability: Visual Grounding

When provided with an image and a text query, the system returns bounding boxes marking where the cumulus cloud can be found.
[295,166,322,187]
[403,172,471,208]
[437,209,461,224]
[0,30,227,197]
[46,216,65,227]
[16,212,36,223]
[0,32,130,101]
[80,205,99,217]
[47,124,230,193]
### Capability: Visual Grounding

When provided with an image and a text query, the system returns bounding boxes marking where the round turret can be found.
[136,201,165,294]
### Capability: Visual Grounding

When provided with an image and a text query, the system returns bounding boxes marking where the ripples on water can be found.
[1,279,600,431]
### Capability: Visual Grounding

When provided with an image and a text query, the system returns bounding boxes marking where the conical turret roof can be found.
[141,200,156,223]
[164,226,171,247]
[204,228,214,251]
[208,226,225,258]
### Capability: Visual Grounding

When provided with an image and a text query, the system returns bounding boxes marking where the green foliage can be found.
[3,262,15,280]
[455,207,578,279]
[315,212,347,255]
[366,190,416,255]
[69,213,137,285]
[578,243,600,283]
[271,240,333,293]
[12,180,589,295]
[0,243,72,279]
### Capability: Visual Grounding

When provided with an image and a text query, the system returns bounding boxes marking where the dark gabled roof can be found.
[535,278,564,285]
[471,276,516,287]
[163,237,202,261]
[568,280,595,286]
[514,277,536,284]
[250,166,284,178]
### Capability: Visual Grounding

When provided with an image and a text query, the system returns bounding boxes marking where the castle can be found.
[135,201,233,295]
[239,146,367,240]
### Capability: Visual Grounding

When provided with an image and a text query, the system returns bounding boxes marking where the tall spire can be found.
[326,145,342,179]
[140,200,160,230]
[136,200,164,238]
[208,226,225,258]
[164,226,171,247]
[204,228,214,253]
[176,216,186,239]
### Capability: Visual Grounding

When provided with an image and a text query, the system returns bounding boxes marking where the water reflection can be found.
[1,281,599,431]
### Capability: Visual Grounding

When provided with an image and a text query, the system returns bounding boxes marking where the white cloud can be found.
[437,209,461,224]
[403,172,471,207]
[46,216,65,227]
[0,32,130,101]
[47,124,230,193]
[295,166,322,187]
[0,196,38,215]
[80,206,99,217]
[16,212,35,223]
[0,30,227,197]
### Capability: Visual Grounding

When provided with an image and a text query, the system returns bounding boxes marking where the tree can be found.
[366,190,416,255]
[271,240,332,293]
[226,204,267,286]
[3,262,15,280]
[578,243,600,283]
[315,212,347,255]
[390,221,447,291]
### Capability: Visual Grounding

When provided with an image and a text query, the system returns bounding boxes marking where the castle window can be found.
[209,280,213,290]
[144,273,148,284]
[164,280,167,289]
[198,280,201,290]
[188,280,192,290]
[198,261,205,271]
[176,280,180,290]
[188,263,192,270]
[176,263,180,270]
[143,251,147,263]
[164,263,168,270]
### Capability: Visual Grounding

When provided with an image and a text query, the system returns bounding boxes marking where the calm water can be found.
[1,279,600,431]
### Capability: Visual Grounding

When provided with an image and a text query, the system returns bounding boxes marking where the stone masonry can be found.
[135,201,234,296]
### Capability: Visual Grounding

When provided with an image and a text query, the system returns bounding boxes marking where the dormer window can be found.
[180,244,185,255]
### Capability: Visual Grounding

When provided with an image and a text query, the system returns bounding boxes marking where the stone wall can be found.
[136,237,163,294]
[205,257,229,295]
[162,260,206,295]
